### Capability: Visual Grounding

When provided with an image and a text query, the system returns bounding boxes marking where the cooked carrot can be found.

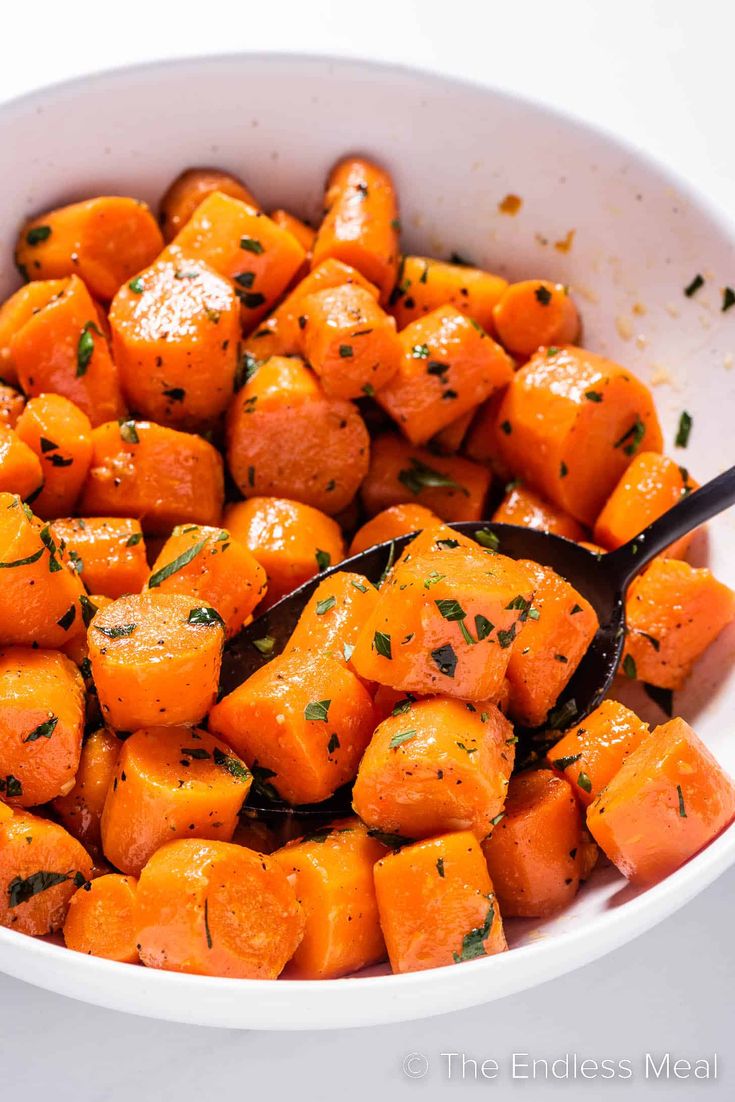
[59,592,112,669]
[374,831,506,973]
[492,483,586,541]
[389,256,508,332]
[593,452,699,558]
[136,839,305,978]
[52,728,121,855]
[0,800,11,824]
[283,571,380,671]
[79,419,224,534]
[0,809,93,935]
[312,157,399,304]
[587,717,735,885]
[101,726,251,876]
[361,433,491,522]
[162,191,305,331]
[504,559,599,728]
[88,592,224,730]
[351,540,535,700]
[63,873,138,962]
[0,647,84,807]
[209,652,375,805]
[353,697,515,840]
[273,818,386,978]
[159,167,260,242]
[430,409,475,455]
[15,394,93,518]
[492,280,580,359]
[547,699,650,806]
[146,523,266,639]
[349,503,440,556]
[270,209,316,256]
[16,197,163,302]
[9,275,125,425]
[463,389,513,478]
[49,517,148,599]
[0,279,68,385]
[0,492,86,647]
[377,306,513,446]
[482,769,589,917]
[0,384,25,429]
[300,283,402,399]
[0,426,43,500]
[224,497,344,608]
[494,345,663,524]
[622,559,735,689]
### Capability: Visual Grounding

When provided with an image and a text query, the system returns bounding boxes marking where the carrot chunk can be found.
[209,653,375,805]
[0,279,68,386]
[135,838,304,978]
[283,571,380,671]
[15,394,93,518]
[353,697,515,840]
[52,727,122,855]
[88,592,224,730]
[463,389,513,477]
[548,699,651,806]
[388,256,508,332]
[273,818,386,978]
[159,167,260,242]
[0,426,43,500]
[101,726,251,876]
[0,384,25,429]
[49,517,148,599]
[492,483,586,541]
[482,769,590,917]
[269,209,316,256]
[374,831,506,973]
[430,408,476,455]
[623,559,735,689]
[492,280,580,358]
[349,503,440,556]
[587,717,735,885]
[64,873,139,962]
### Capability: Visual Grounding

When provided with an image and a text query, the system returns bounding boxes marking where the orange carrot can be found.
[463,389,513,478]
[283,570,379,671]
[49,517,148,599]
[389,256,508,333]
[430,408,475,455]
[492,280,580,358]
[349,503,440,556]
[160,167,260,242]
[52,728,122,855]
[63,873,139,962]
[269,209,316,256]
[0,384,25,429]
[15,394,93,518]
[0,279,68,386]
[0,426,43,500]
[492,483,586,541]
[547,699,650,806]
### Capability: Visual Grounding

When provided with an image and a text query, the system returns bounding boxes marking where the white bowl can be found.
[1,53,734,1030]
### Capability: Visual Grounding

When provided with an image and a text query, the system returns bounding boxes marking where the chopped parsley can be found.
[675,411,693,448]
[389,729,417,750]
[373,631,392,659]
[431,643,458,677]
[684,273,704,297]
[187,606,224,628]
[23,715,58,743]
[315,596,336,615]
[452,900,496,962]
[148,539,207,587]
[398,458,468,497]
[26,225,52,246]
[304,699,331,722]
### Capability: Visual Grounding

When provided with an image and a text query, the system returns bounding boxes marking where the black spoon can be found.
[222,464,735,818]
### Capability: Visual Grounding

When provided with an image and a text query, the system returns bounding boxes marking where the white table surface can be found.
[1,1,734,1098]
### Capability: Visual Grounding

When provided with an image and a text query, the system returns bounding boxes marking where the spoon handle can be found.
[606,463,735,588]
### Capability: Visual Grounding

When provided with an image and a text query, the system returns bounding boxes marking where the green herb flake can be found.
[570,603,583,615]
[26,225,52,246]
[7,869,85,908]
[391,695,415,716]
[614,418,645,457]
[148,539,207,588]
[548,698,578,730]
[125,532,143,547]
[435,598,466,622]
[676,784,687,818]
[76,321,102,377]
[180,746,212,760]
[560,461,569,478]
[389,728,417,750]
[497,624,517,648]
[452,899,496,962]
[723,287,735,312]
[128,276,144,293]
[163,387,186,402]
[367,829,411,850]
[675,411,693,448]
[338,344,353,358]
[412,343,430,359]
[373,631,392,659]
[327,733,340,755]
[398,458,468,497]
[304,699,331,722]
[240,236,264,255]
[500,420,512,434]
[252,635,275,656]
[552,753,582,771]
[56,604,76,632]
[474,614,494,640]
[474,528,499,551]
[577,771,593,794]
[213,746,250,781]
[79,594,99,627]
[315,548,331,572]
[535,285,552,305]
[204,899,213,949]
[118,419,140,445]
[622,654,637,679]
[94,622,136,639]
[584,390,603,402]
[239,291,266,309]
[431,643,458,678]
[187,606,225,628]
[316,596,336,615]
[23,715,58,743]
[436,857,445,878]
[350,580,368,593]
[684,273,704,297]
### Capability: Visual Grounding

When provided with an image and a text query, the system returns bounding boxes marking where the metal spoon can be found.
[222,464,735,818]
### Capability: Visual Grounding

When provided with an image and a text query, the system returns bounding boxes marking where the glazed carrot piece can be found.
[622,559,735,689]
[59,593,112,670]
[209,652,375,805]
[504,560,599,728]
[224,497,344,608]
[15,394,93,518]
[0,279,68,385]
[283,571,380,671]
[162,191,305,331]
[0,426,43,500]
[593,452,699,558]
[377,306,513,445]
[312,157,399,304]
[242,258,378,363]
[270,209,316,256]
[0,800,11,824]
[389,256,508,333]
[492,483,586,542]
[226,356,369,514]
[101,726,252,876]
[492,280,580,359]
[547,699,650,806]
[0,809,93,935]
[300,283,402,399]
[49,517,148,599]
[273,818,386,979]
[88,592,225,730]
[52,728,122,855]
[0,647,84,807]
[9,275,125,425]
[16,197,163,302]
[351,540,535,700]
[463,389,513,478]
[430,408,475,455]
[135,838,305,979]
[494,346,663,524]
[159,167,260,242]
[0,493,86,647]
[0,384,25,429]
[482,769,590,917]
[353,697,515,840]
[63,873,138,962]
[349,503,440,556]
[79,419,224,534]
[374,831,506,974]
[361,434,491,522]
[109,258,241,430]
[587,717,735,885]
[146,523,266,639]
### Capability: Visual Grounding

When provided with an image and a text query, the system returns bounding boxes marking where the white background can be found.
[1,1,734,1098]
